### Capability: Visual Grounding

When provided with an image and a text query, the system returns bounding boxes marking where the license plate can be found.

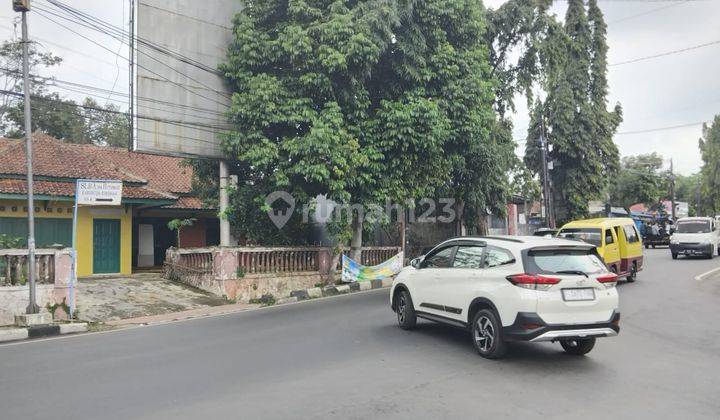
[562,288,595,301]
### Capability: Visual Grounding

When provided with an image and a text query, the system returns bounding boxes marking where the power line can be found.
[33,4,230,100]
[33,9,230,109]
[0,89,232,136]
[136,2,233,31]
[104,0,125,106]
[607,0,689,24]
[610,39,720,66]
[616,121,705,135]
[42,0,223,77]
[0,66,230,120]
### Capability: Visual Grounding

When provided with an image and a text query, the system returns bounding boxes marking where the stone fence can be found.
[164,246,401,302]
[0,248,74,325]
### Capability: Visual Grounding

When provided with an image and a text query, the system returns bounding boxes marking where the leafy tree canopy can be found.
[699,115,720,215]
[0,40,128,147]
[608,153,667,209]
[220,0,515,245]
[524,0,621,224]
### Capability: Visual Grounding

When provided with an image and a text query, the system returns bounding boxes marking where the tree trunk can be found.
[350,214,363,262]
[477,213,488,236]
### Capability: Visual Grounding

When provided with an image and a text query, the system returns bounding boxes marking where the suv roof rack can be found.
[473,235,525,244]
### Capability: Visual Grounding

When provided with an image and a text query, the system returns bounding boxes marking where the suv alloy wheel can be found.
[396,290,417,330]
[471,309,507,359]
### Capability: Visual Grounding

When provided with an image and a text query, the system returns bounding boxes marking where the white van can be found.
[669,217,720,259]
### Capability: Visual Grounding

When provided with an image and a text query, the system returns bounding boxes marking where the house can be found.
[0,133,218,276]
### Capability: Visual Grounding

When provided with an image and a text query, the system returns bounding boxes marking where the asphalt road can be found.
[2,248,720,420]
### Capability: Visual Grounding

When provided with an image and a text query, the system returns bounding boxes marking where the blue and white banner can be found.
[341,252,404,283]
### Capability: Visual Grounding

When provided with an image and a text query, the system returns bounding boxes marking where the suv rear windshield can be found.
[524,248,607,275]
[557,228,602,247]
[676,221,711,233]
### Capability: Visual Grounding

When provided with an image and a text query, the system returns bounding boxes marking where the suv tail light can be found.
[506,274,560,291]
[596,273,618,289]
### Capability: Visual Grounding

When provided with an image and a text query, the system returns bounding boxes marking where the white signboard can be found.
[76,180,123,206]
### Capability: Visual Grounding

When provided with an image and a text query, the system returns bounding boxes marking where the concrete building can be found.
[0,134,217,276]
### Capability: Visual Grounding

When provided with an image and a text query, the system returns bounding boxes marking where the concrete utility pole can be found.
[670,158,676,220]
[538,129,555,229]
[127,0,134,151]
[14,0,38,313]
[695,178,701,216]
[219,160,231,246]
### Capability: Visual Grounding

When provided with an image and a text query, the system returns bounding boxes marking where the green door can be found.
[93,219,121,274]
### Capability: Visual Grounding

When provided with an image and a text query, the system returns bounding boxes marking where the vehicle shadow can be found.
[386,320,605,368]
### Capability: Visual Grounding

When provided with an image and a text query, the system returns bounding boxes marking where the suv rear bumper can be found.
[502,311,620,342]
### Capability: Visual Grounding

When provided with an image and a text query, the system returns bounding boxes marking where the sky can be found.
[2,0,720,175]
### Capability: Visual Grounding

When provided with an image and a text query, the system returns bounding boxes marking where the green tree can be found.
[0,39,128,147]
[524,0,620,223]
[674,173,700,216]
[4,92,85,140]
[609,153,666,209]
[167,218,197,246]
[80,98,129,147]
[221,0,505,254]
[699,115,720,214]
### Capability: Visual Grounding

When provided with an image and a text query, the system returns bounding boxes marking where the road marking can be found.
[694,266,720,281]
[0,287,390,348]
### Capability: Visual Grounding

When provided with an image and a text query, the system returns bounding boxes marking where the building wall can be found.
[0,200,132,276]
[76,206,132,276]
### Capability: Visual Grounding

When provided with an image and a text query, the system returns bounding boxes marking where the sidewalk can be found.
[77,273,232,323]
[104,302,259,327]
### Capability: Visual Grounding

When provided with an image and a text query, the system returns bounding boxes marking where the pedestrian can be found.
[651,222,660,236]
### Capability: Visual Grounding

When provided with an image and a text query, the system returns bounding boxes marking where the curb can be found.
[288,278,393,303]
[0,322,88,344]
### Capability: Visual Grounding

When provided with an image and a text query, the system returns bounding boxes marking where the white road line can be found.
[694,266,720,281]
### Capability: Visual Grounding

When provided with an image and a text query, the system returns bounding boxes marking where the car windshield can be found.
[526,249,607,275]
[557,228,602,247]
[675,221,711,233]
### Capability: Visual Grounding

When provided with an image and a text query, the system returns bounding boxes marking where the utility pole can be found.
[538,127,555,229]
[670,158,676,220]
[219,160,231,246]
[127,0,134,151]
[14,0,38,314]
[695,178,701,217]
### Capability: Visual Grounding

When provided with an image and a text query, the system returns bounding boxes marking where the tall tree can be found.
[0,39,128,147]
[609,153,667,209]
[674,173,701,216]
[220,0,505,253]
[525,0,620,223]
[699,115,720,214]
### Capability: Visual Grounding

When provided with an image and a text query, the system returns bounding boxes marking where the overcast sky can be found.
[2,0,719,175]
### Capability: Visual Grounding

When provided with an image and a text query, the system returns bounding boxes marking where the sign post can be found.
[70,179,123,318]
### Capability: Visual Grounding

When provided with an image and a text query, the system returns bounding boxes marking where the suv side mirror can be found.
[411,256,424,269]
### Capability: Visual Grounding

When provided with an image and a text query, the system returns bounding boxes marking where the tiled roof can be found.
[0,134,144,182]
[0,179,175,201]
[0,134,202,204]
[163,196,209,210]
[68,143,193,194]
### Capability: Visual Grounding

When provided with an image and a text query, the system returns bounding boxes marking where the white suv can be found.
[391,236,620,358]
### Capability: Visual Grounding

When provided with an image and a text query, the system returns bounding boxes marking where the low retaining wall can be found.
[0,249,75,326]
[165,246,401,302]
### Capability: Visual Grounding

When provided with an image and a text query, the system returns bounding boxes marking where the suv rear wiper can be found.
[555,270,589,278]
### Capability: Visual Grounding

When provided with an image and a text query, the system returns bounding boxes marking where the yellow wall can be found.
[0,199,132,276]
